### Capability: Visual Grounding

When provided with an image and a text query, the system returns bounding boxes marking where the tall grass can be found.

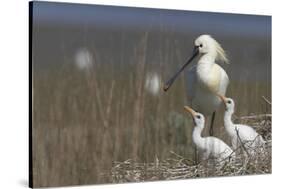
[32,29,271,187]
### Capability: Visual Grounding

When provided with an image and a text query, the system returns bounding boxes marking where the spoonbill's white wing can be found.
[199,63,229,95]
[233,124,265,148]
[217,63,229,95]
[204,137,234,160]
[186,63,229,115]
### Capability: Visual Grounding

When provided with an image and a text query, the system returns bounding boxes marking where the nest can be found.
[110,114,272,183]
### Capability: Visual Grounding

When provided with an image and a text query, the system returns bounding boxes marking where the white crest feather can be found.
[214,40,229,64]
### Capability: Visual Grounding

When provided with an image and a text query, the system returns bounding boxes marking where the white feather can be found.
[186,109,235,161]
[185,35,229,116]
[222,97,265,154]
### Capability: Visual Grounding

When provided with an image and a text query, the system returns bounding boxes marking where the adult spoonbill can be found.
[184,106,234,161]
[164,35,229,136]
[217,95,265,153]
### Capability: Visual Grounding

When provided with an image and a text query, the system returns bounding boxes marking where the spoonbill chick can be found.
[164,35,229,136]
[218,95,265,153]
[184,106,234,161]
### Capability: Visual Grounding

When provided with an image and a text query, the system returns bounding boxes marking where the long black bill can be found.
[163,46,199,92]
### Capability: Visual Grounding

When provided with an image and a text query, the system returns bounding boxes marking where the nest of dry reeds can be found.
[110,114,271,183]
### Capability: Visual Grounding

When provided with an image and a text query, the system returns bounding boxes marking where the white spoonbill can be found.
[184,106,234,161]
[217,94,265,153]
[164,35,229,136]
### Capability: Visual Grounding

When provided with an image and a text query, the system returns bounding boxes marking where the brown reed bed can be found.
[110,114,272,183]
[32,31,271,187]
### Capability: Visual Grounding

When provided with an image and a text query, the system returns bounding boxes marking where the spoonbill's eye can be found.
[199,44,203,47]
[227,100,231,104]
[196,115,201,119]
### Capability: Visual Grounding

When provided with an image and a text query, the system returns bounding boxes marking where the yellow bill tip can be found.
[184,106,196,117]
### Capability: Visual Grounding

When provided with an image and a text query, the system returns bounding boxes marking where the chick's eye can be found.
[196,115,201,119]
[227,100,231,104]
[199,44,203,47]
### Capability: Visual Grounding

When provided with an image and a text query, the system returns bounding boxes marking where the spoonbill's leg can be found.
[194,146,199,164]
[209,112,216,136]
